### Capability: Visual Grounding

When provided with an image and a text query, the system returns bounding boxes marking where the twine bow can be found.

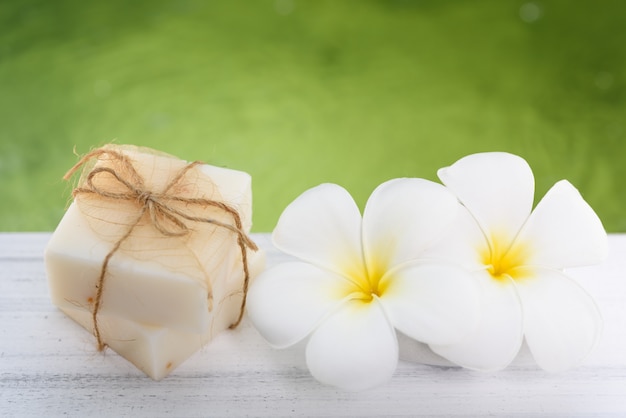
[64,146,258,351]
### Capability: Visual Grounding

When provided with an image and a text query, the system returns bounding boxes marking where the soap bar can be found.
[59,249,265,380]
[46,203,235,332]
[45,145,262,378]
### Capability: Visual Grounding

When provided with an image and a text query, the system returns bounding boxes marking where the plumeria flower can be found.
[422,152,608,372]
[247,179,482,391]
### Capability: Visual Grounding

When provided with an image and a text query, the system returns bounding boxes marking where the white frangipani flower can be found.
[247,179,481,391]
[424,152,608,372]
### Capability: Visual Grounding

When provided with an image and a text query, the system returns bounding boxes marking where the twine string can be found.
[64,147,257,351]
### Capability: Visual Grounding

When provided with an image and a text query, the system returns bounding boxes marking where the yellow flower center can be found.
[482,234,529,281]
[343,261,388,303]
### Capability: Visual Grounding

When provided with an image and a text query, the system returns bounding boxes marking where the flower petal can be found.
[515,268,602,372]
[247,262,353,348]
[429,272,524,371]
[438,152,534,245]
[515,180,608,269]
[420,205,489,272]
[362,178,459,273]
[306,299,398,391]
[272,183,364,277]
[379,262,481,345]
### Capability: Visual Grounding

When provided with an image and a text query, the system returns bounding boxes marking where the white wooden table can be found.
[2,233,626,417]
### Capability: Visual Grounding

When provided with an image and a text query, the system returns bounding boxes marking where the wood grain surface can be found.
[2,233,625,417]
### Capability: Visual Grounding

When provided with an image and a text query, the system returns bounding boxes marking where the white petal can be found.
[420,205,489,272]
[379,262,481,345]
[430,271,524,371]
[272,183,365,277]
[306,299,398,391]
[247,262,354,348]
[515,180,608,269]
[515,268,602,372]
[361,178,459,273]
[438,152,534,245]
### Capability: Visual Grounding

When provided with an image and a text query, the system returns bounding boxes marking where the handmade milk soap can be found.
[59,248,265,380]
[45,145,262,378]
[46,203,234,332]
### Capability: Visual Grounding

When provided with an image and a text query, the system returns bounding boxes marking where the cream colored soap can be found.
[59,249,265,380]
[46,203,235,332]
[44,145,262,379]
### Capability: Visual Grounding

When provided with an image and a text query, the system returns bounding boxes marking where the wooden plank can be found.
[1,233,625,417]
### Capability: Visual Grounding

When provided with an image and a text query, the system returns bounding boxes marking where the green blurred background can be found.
[1,0,625,232]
